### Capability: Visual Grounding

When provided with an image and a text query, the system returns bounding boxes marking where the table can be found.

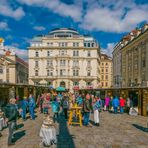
[39,126,57,146]
[0,118,5,131]
[68,107,82,126]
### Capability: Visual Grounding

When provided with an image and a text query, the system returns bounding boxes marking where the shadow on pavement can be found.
[56,115,75,148]
[17,123,24,130]
[132,124,148,132]
[13,130,26,142]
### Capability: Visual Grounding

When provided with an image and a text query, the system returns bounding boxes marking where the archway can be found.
[60,81,66,88]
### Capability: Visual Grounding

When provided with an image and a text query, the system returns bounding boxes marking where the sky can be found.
[0,0,148,60]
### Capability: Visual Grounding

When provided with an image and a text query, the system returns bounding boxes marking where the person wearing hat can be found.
[5,98,18,146]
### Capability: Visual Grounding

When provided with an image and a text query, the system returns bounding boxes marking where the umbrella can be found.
[56,86,66,91]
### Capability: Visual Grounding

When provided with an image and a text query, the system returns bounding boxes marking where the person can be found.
[83,94,92,126]
[119,97,126,113]
[112,96,119,114]
[104,96,110,111]
[37,94,44,113]
[5,98,18,145]
[28,95,36,120]
[62,96,69,119]
[43,97,50,114]
[93,96,102,126]
[51,97,60,122]
[21,97,28,121]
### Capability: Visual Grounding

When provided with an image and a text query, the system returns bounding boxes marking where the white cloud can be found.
[80,1,148,33]
[33,26,46,31]
[17,0,82,21]
[101,43,116,57]
[0,22,9,30]
[0,0,25,20]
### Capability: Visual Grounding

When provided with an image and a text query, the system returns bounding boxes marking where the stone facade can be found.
[28,28,100,91]
[113,24,148,87]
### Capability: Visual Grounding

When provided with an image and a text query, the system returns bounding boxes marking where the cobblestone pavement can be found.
[0,110,148,148]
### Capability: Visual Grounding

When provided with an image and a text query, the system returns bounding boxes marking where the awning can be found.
[56,86,66,91]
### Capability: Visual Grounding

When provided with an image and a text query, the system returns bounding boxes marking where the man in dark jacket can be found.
[83,94,92,126]
[5,98,18,145]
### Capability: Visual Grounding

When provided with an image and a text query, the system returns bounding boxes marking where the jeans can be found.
[83,112,90,125]
[29,107,35,119]
[120,107,124,113]
[63,108,68,119]
[22,108,27,120]
[53,112,59,122]
[114,107,118,114]
[8,121,16,144]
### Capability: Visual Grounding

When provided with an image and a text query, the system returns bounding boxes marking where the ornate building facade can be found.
[113,24,148,87]
[28,28,100,91]
[100,54,112,88]
[0,38,28,84]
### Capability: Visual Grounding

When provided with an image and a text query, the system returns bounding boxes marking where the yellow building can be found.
[100,53,112,88]
[28,28,101,91]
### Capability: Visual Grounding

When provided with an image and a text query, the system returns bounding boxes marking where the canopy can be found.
[56,86,66,91]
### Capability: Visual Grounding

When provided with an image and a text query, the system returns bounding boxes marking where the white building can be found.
[28,28,100,91]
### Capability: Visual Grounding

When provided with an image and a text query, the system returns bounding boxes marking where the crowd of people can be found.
[0,91,137,146]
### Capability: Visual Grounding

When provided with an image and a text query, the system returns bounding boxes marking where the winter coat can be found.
[105,97,110,106]
[112,97,119,108]
[51,101,59,113]
[83,99,92,112]
[119,99,126,107]
[93,100,102,111]
[5,103,18,122]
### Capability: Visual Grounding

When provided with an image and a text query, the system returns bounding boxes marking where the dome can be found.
[49,28,79,35]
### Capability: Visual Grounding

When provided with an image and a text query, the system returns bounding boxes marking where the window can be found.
[35,61,39,67]
[102,82,104,87]
[102,69,104,72]
[102,75,104,80]
[106,82,108,87]
[47,42,53,46]
[87,82,91,86]
[0,67,3,74]
[87,60,91,66]
[59,42,67,47]
[73,42,79,47]
[35,51,39,57]
[73,60,79,67]
[47,60,53,66]
[106,75,108,80]
[142,60,146,67]
[92,43,94,47]
[87,70,91,76]
[35,70,38,76]
[106,63,108,66]
[106,69,108,72]
[47,70,53,76]
[60,60,66,66]
[59,50,67,55]
[60,69,66,76]
[47,51,52,57]
[84,43,87,47]
[88,43,90,47]
[73,81,79,86]
[102,63,104,66]
[73,69,79,76]
[87,51,91,57]
[73,50,79,56]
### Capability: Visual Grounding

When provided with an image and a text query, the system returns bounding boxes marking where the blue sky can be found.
[0,0,148,60]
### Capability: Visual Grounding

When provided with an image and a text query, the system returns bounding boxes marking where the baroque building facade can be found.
[0,38,28,84]
[113,24,148,87]
[28,28,100,91]
[100,53,112,88]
